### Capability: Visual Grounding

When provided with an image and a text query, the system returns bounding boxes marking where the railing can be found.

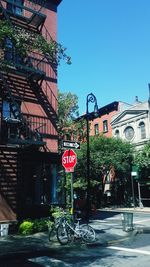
[42,25,58,76]
[0,0,46,24]
[0,48,46,78]
[29,51,57,80]
[2,117,46,144]
[42,80,58,113]
[22,114,57,136]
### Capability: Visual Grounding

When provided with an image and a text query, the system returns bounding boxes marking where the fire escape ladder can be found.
[28,79,58,128]
[0,72,46,146]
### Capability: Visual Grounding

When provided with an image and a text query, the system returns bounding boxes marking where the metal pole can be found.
[138,182,143,208]
[86,93,98,222]
[131,175,135,209]
[71,172,74,221]
[86,115,90,222]
[71,172,74,212]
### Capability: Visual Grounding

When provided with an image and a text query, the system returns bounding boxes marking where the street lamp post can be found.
[86,93,98,222]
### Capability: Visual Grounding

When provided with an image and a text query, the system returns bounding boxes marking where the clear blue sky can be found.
[57,0,150,115]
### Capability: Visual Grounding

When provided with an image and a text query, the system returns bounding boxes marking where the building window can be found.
[115,129,120,138]
[103,120,108,133]
[2,100,21,139]
[139,122,146,139]
[124,126,134,140]
[3,100,20,120]
[94,123,99,135]
[7,0,23,15]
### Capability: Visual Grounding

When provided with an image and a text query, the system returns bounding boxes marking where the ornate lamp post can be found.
[86,93,98,222]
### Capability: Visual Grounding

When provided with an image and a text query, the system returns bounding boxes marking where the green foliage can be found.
[74,135,134,189]
[33,218,49,233]
[50,206,64,219]
[133,141,150,180]
[57,91,86,151]
[134,141,150,168]
[0,21,71,65]
[18,220,34,235]
[18,218,53,235]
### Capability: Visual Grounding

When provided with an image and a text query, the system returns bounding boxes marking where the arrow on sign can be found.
[62,141,80,149]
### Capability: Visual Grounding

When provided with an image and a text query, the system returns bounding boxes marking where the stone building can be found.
[111,90,150,150]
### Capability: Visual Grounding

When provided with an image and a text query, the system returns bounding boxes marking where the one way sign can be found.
[62,140,80,150]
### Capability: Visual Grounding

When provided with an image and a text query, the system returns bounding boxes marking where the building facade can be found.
[89,101,131,137]
[0,0,62,222]
[111,95,150,150]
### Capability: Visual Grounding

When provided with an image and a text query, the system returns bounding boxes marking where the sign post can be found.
[62,140,80,150]
[62,149,77,218]
[62,149,77,173]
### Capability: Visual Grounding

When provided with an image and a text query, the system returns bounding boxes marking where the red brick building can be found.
[89,101,132,137]
[0,0,62,222]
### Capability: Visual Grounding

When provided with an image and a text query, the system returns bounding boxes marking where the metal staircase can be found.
[0,0,58,147]
[0,72,46,146]
[0,0,46,32]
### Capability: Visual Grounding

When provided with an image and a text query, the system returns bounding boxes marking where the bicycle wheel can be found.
[80,224,96,243]
[57,224,69,245]
[49,227,57,242]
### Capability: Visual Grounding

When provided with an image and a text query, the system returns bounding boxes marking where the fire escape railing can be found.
[0,71,46,146]
[0,0,46,30]
[0,0,58,145]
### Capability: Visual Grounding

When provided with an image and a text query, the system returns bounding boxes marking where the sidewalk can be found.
[99,206,150,213]
[0,210,139,260]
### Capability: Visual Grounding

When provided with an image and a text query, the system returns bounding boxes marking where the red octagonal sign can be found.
[62,149,77,172]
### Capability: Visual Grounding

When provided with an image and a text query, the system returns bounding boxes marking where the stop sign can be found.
[62,149,77,172]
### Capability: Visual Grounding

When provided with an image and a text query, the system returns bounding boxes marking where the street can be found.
[1,211,150,267]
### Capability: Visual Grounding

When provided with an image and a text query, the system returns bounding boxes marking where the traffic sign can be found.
[62,140,80,150]
[62,149,77,172]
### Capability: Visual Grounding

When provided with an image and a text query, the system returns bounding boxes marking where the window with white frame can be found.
[103,120,108,133]
[139,122,146,139]
[94,123,99,135]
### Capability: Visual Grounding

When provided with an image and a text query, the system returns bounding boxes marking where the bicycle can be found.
[56,213,96,245]
[48,217,61,242]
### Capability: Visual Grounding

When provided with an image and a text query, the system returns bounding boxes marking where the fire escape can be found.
[0,0,58,147]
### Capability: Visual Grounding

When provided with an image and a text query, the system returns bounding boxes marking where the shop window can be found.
[103,120,108,133]
[94,123,99,135]
[139,122,146,139]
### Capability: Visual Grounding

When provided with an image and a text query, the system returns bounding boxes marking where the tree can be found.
[134,141,150,180]
[74,135,134,207]
[57,91,86,143]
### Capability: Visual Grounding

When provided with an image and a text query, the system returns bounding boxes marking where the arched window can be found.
[115,129,120,138]
[103,120,108,133]
[94,123,99,135]
[139,122,146,139]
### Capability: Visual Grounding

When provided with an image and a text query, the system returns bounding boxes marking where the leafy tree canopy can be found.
[57,91,86,141]
[134,141,150,168]
[74,135,134,188]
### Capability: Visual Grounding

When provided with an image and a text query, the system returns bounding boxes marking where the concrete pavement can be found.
[0,208,143,260]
